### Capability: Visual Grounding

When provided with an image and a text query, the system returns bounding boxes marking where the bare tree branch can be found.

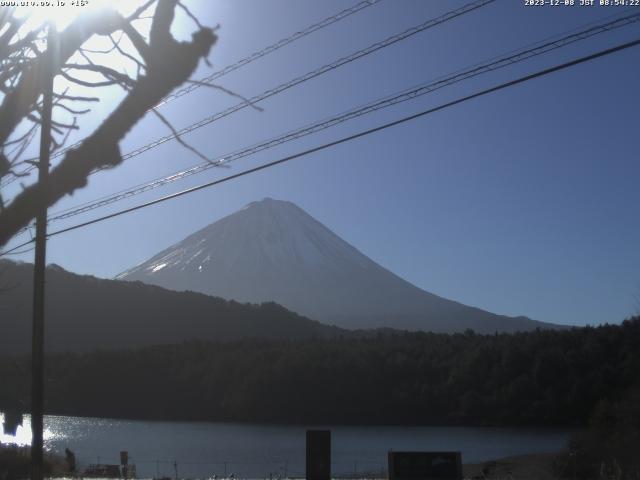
[52,93,100,102]
[121,22,152,65]
[186,79,264,112]
[177,1,205,30]
[60,70,120,88]
[0,2,217,246]
[0,6,125,148]
[53,117,77,153]
[54,102,91,116]
[108,33,146,73]
[126,0,157,23]
[151,107,212,163]
[63,62,137,89]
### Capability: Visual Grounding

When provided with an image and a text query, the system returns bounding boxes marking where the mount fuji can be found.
[117,198,559,333]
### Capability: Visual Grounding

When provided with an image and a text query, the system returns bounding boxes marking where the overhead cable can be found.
[3,35,638,257]
[1,0,494,187]
[41,11,640,225]
[0,0,384,187]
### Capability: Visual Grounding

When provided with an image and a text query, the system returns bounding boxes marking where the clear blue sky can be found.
[5,0,640,326]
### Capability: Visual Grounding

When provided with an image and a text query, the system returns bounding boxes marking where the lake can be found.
[1,414,572,478]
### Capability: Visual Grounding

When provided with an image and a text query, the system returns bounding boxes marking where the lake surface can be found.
[1,414,572,478]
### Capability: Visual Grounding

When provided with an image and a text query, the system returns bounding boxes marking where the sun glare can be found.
[17,0,148,30]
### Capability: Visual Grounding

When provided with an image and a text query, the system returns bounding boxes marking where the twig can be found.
[151,108,213,164]
[186,79,264,112]
[177,1,205,30]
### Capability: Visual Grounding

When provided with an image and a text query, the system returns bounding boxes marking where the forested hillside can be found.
[1,318,638,426]
[0,260,343,354]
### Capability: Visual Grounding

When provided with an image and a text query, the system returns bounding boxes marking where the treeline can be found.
[1,317,639,426]
[555,387,640,478]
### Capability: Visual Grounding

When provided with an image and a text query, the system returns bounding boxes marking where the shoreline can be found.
[1,443,563,480]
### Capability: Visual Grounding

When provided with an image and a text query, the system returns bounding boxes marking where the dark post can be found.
[306,430,330,480]
[120,451,129,479]
[31,24,55,480]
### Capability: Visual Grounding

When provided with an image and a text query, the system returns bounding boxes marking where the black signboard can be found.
[388,451,462,480]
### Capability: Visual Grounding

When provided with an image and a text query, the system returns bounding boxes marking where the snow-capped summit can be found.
[117,198,557,333]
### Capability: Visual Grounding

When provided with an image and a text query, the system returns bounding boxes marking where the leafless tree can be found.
[0,0,217,247]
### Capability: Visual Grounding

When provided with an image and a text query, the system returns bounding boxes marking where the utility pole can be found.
[31,23,55,480]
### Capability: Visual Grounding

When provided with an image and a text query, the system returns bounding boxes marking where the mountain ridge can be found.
[0,259,344,354]
[118,198,562,333]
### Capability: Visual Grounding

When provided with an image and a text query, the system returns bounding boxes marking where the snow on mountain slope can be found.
[117,198,559,333]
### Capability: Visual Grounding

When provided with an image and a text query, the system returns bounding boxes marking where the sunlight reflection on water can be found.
[0,413,58,446]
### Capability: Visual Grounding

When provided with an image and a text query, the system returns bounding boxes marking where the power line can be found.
[3,36,638,258]
[112,0,494,162]
[0,245,35,255]
[0,0,384,187]
[160,0,385,105]
[36,11,640,226]
[1,0,494,187]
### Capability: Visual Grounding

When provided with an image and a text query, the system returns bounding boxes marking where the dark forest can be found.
[1,317,638,427]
